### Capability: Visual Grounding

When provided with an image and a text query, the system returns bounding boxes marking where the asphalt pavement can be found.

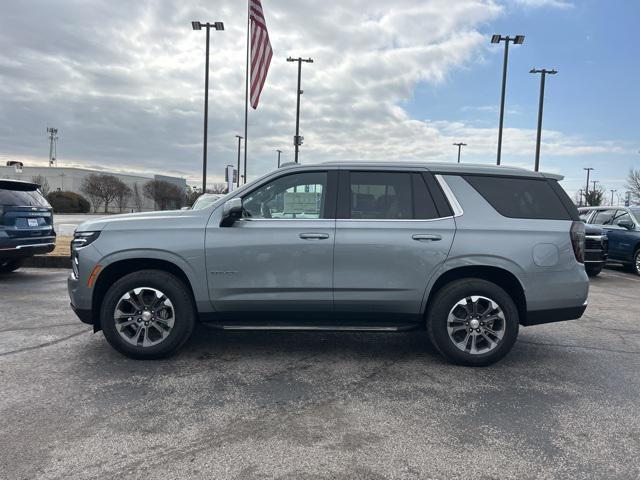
[1,267,639,479]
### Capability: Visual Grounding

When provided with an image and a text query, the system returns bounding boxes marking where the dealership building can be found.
[0,163,187,212]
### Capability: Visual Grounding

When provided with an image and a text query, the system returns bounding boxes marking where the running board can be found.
[207,323,421,332]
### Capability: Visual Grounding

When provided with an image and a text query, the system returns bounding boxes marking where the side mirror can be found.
[618,220,635,231]
[220,198,243,227]
[181,206,190,210]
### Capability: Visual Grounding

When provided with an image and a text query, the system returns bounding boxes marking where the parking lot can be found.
[1,268,639,479]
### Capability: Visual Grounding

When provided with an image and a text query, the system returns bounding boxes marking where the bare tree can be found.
[81,174,123,213]
[626,169,640,205]
[115,181,133,213]
[31,175,50,196]
[143,180,184,210]
[207,183,229,194]
[132,183,144,212]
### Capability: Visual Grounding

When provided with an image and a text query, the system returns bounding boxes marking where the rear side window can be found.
[345,171,439,220]
[0,189,50,207]
[463,175,574,220]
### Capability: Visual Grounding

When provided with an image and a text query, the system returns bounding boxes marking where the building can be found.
[0,163,187,212]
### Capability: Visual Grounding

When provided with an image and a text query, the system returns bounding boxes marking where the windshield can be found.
[191,194,223,210]
[629,207,640,219]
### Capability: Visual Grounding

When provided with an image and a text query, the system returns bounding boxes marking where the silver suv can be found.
[68,162,589,366]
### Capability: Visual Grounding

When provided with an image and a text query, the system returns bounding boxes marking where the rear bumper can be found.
[0,238,56,258]
[522,303,587,326]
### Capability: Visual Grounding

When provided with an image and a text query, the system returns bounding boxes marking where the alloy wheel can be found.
[447,295,506,355]
[114,287,175,347]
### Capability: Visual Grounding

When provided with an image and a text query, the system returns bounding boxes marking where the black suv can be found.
[0,179,56,273]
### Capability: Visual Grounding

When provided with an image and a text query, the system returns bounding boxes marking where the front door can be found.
[205,170,336,313]
[333,170,455,317]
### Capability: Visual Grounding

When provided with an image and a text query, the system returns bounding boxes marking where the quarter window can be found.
[242,172,327,219]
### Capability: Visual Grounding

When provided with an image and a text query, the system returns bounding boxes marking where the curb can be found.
[23,255,71,269]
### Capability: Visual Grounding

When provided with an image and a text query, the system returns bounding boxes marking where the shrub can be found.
[47,191,91,213]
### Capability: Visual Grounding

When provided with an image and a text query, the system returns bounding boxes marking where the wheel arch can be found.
[424,265,527,324]
[91,258,197,331]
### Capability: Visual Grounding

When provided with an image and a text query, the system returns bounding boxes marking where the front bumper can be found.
[68,272,94,325]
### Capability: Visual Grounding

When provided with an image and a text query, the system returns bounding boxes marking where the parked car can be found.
[68,162,589,366]
[0,179,56,273]
[583,224,608,276]
[579,206,640,275]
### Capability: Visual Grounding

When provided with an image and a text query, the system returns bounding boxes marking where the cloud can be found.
[509,0,574,9]
[0,0,620,190]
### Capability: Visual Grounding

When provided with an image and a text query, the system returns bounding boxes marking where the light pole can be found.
[192,20,224,193]
[47,127,58,167]
[491,34,525,166]
[530,68,557,172]
[453,143,467,163]
[610,189,617,206]
[583,167,594,195]
[286,57,313,163]
[235,135,243,188]
[276,149,282,167]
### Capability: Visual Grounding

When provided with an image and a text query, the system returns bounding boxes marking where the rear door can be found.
[333,169,455,317]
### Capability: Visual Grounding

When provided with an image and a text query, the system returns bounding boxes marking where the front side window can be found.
[591,209,617,225]
[611,210,632,227]
[242,171,327,219]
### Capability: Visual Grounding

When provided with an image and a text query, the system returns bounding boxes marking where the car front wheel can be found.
[100,270,196,359]
[427,279,519,366]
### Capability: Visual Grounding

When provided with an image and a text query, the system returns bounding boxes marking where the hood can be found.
[76,209,189,232]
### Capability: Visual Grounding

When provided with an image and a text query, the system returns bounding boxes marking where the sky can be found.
[0,0,638,200]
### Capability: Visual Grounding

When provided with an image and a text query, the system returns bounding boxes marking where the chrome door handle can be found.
[299,232,330,240]
[412,234,442,242]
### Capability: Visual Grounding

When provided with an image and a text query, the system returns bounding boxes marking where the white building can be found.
[0,163,187,212]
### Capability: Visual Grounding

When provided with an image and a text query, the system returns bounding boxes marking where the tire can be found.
[100,270,196,359]
[585,265,602,277]
[0,258,23,274]
[427,279,520,367]
[633,250,640,276]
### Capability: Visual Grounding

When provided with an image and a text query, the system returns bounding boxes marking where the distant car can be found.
[0,179,56,273]
[579,206,640,275]
[583,224,608,276]
[187,193,225,210]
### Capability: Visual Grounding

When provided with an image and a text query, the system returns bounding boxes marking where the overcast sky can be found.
[0,0,638,198]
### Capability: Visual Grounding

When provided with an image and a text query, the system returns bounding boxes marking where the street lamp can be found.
[235,135,243,188]
[583,167,594,195]
[276,149,282,168]
[530,68,557,172]
[453,142,467,163]
[192,20,224,193]
[286,57,313,163]
[491,34,525,166]
[610,189,617,206]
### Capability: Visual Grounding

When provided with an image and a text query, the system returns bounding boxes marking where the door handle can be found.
[299,232,330,240]
[412,234,442,242]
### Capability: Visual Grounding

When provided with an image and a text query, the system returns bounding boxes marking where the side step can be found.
[201,322,422,332]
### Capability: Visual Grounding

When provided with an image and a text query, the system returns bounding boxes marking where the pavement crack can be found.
[0,328,90,357]
[519,339,640,356]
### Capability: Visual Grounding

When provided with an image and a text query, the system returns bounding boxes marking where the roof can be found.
[279,161,562,180]
[0,178,39,191]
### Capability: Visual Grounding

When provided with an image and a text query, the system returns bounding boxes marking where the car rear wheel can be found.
[0,258,23,274]
[585,265,602,277]
[100,270,196,359]
[427,279,519,366]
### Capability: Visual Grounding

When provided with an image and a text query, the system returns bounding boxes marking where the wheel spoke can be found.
[114,287,175,348]
[447,295,506,355]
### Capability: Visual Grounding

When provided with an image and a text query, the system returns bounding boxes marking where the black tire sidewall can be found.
[428,279,519,367]
[100,270,195,359]
[0,258,23,274]
[634,250,640,276]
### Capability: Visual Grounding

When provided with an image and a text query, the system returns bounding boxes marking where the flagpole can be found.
[243,1,250,184]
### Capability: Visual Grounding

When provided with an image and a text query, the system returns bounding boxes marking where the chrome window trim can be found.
[434,174,464,217]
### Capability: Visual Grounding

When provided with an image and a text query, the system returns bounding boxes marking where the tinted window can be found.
[242,171,327,219]
[0,189,50,207]
[591,209,617,225]
[464,176,572,220]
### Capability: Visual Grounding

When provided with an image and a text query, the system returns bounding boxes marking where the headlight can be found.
[71,231,101,249]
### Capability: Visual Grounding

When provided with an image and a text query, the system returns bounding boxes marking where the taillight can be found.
[570,221,585,263]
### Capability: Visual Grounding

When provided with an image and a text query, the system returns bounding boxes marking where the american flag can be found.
[249,0,272,109]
